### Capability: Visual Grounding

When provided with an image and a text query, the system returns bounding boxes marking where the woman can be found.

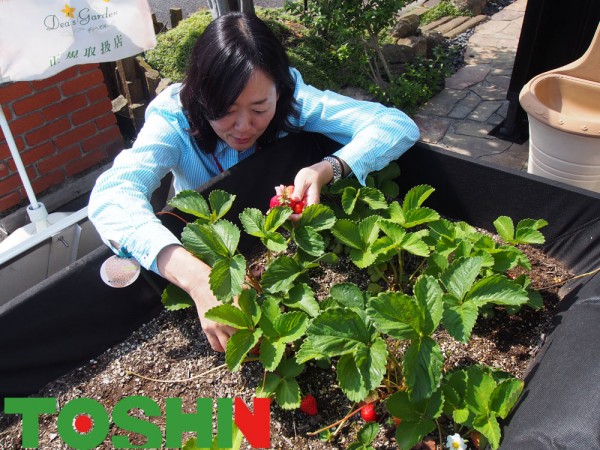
[89,12,419,352]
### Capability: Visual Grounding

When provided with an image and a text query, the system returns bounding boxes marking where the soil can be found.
[0,241,572,450]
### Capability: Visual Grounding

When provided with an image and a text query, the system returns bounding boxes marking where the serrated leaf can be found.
[366,292,422,340]
[466,274,528,307]
[277,358,305,379]
[265,206,292,231]
[262,231,288,253]
[204,303,253,329]
[273,311,309,341]
[261,256,303,293]
[379,179,400,199]
[239,208,265,237]
[341,186,359,215]
[209,254,246,303]
[337,352,369,402]
[211,220,240,256]
[442,294,479,343]
[354,337,388,392]
[181,223,226,266]
[225,329,261,372]
[465,366,496,416]
[515,218,547,244]
[490,378,523,419]
[161,284,194,310]
[413,275,443,335]
[208,190,235,220]
[359,187,388,210]
[330,282,366,309]
[403,336,444,402]
[275,377,301,409]
[256,372,281,398]
[357,422,379,445]
[401,231,431,257]
[403,185,435,211]
[259,338,286,372]
[395,419,436,450]
[293,226,325,257]
[441,257,483,300]
[282,283,320,317]
[493,216,514,242]
[473,415,501,450]
[331,219,363,250]
[296,204,336,231]
[168,190,210,219]
[387,390,442,450]
[402,207,440,228]
[238,289,260,327]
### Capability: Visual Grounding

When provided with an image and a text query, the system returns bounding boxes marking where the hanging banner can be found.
[0,0,157,82]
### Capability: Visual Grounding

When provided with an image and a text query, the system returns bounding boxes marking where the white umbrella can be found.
[0,0,156,268]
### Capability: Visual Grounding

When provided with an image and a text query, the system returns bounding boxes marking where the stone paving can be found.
[414,0,530,171]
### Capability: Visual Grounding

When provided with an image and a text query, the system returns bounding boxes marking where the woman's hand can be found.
[291,160,334,210]
[157,244,237,352]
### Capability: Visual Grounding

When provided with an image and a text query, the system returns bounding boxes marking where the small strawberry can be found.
[269,185,305,214]
[299,394,318,416]
[360,402,377,422]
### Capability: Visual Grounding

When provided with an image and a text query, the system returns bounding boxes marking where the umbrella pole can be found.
[0,104,49,231]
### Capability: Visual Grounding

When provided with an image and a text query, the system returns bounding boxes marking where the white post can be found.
[0,104,49,230]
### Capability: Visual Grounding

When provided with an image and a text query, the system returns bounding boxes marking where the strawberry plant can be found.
[161,162,548,449]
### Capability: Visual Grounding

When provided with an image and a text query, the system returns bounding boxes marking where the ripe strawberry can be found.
[269,185,305,214]
[299,394,318,416]
[360,402,377,422]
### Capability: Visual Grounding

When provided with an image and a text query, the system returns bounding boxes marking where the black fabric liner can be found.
[1,135,598,449]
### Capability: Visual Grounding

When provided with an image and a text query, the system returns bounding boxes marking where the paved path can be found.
[414,0,529,171]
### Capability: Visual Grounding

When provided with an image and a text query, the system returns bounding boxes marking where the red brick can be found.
[0,138,24,159]
[31,66,79,90]
[43,96,88,122]
[72,99,112,126]
[0,162,9,178]
[13,88,62,116]
[60,69,104,97]
[95,112,118,130]
[25,118,71,147]
[37,146,81,174]
[0,191,22,212]
[6,112,45,136]
[31,170,67,194]
[0,170,34,193]
[81,126,122,153]
[54,122,97,150]
[0,82,33,104]
[18,142,56,167]
[85,84,109,103]
[77,64,100,75]
[66,149,107,176]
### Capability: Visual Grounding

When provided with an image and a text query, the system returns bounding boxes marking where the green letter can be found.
[4,397,56,448]
[57,398,109,449]
[111,396,162,448]
[165,398,212,448]
[216,398,232,448]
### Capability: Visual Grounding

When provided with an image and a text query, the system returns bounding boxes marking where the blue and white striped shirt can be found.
[88,68,419,273]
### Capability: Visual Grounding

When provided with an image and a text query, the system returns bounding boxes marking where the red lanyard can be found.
[211,153,224,173]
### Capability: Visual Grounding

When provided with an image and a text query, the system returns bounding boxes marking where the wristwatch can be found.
[323,155,343,184]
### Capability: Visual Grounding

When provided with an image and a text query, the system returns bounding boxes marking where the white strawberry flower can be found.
[446,433,467,450]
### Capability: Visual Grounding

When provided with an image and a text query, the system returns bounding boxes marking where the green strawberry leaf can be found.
[209,254,246,303]
[208,190,235,221]
[265,205,293,231]
[256,372,281,398]
[282,283,320,318]
[168,190,211,221]
[402,185,435,212]
[296,203,336,231]
[161,284,194,310]
[490,378,523,419]
[359,187,388,210]
[341,186,359,215]
[329,282,367,309]
[403,336,444,402]
[259,338,287,372]
[225,328,261,372]
[441,256,483,300]
[275,376,301,409]
[261,256,304,293]
[473,415,501,450]
[337,352,369,402]
[493,216,515,243]
[204,303,253,330]
[466,274,529,307]
[293,226,325,257]
[238,289,261,326]
[413,275,443,335]
[366,292,422,340]
[276,357,305,379]
[442,294,479,343]
[262,230,288,253]
[239,208,265,237]
[514,218,548,244]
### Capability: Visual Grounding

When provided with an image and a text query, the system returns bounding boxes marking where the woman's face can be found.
[209,69,278,151]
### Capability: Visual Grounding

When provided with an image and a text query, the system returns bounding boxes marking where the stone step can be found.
[444,15,487,38]
[421,16,454,32]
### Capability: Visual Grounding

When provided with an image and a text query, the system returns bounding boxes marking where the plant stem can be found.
[535,266,600,290]
[155,210,188,224]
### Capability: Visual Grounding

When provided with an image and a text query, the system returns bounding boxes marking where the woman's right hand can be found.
[157,244,237,353]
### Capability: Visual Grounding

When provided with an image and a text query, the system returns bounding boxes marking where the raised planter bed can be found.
[1,137,598,448]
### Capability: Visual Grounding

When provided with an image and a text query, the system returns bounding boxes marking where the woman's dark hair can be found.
[180,12,299,153]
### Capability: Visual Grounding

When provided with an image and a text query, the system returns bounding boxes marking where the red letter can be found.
[233,398,270,448]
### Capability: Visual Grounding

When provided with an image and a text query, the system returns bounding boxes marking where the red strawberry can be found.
[269,185,305,214]
[299,394,318,416]
[360,402,377,422]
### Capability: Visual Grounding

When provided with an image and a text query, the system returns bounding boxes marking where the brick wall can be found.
[0,64,123,214]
